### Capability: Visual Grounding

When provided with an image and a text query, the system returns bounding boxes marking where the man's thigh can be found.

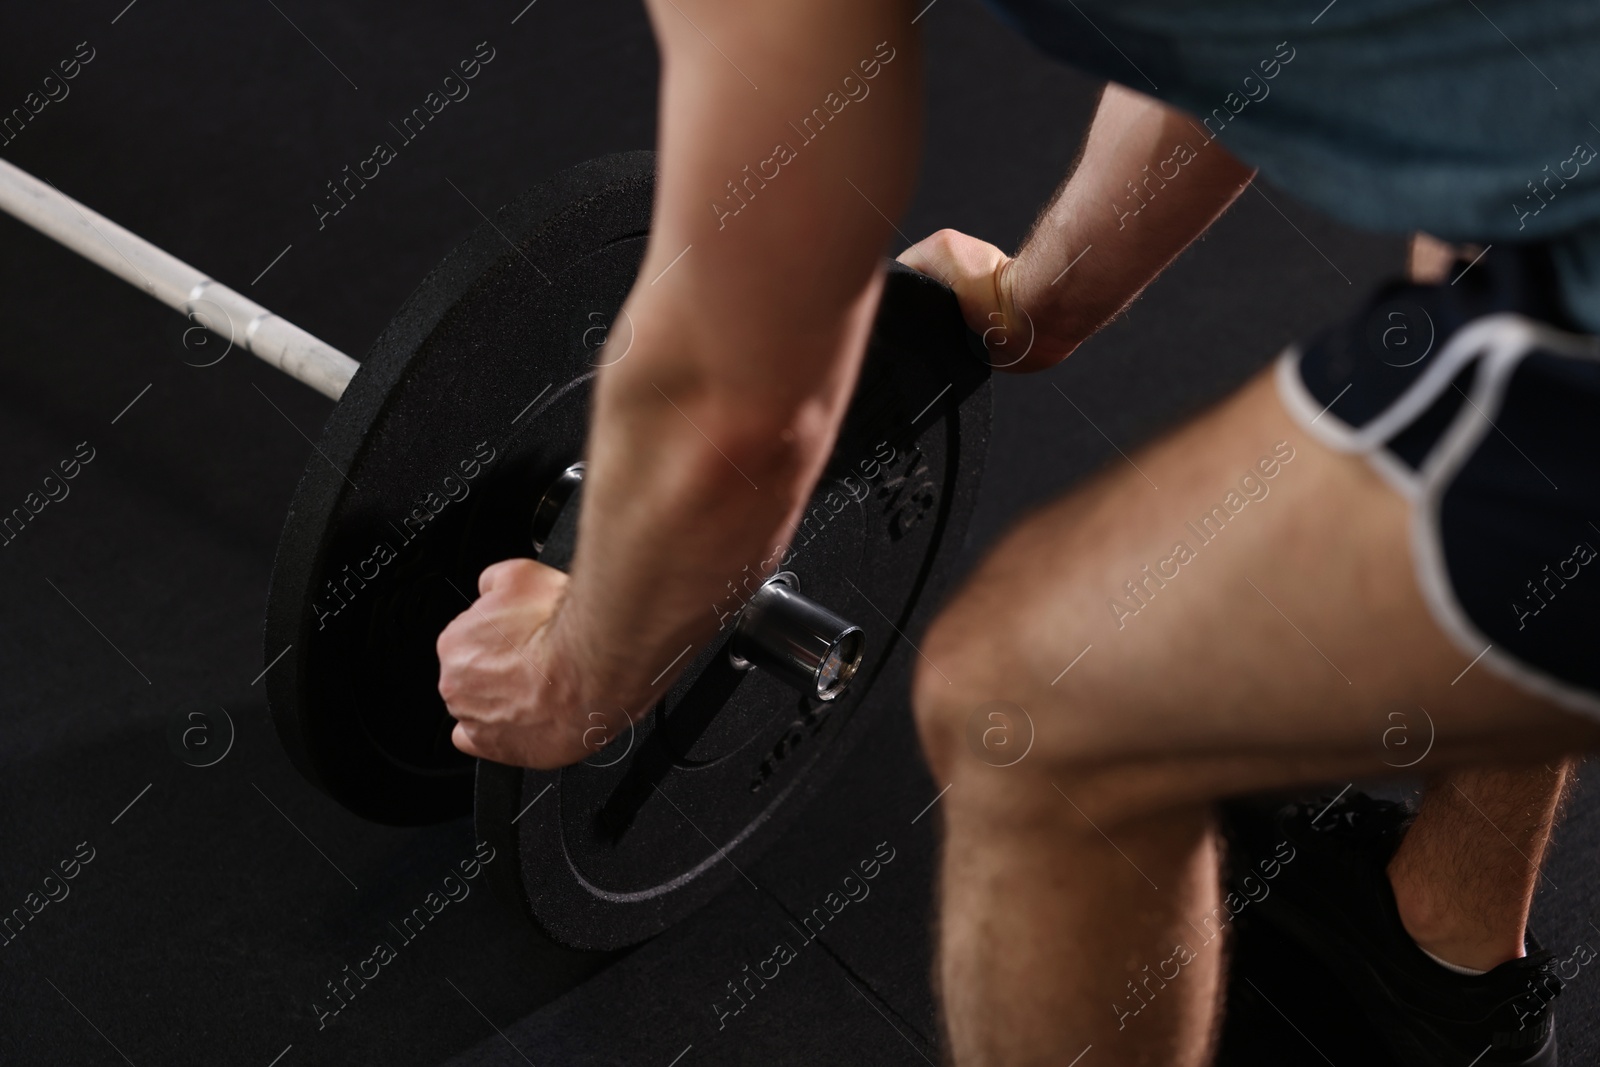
[915,367,1600,814]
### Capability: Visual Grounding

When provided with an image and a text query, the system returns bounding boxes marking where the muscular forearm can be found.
[541,1,921,728]
[1002,84,1255,367]
[543,280,885,722]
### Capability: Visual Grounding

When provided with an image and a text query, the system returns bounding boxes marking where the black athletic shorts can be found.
[1276,244,1600,716]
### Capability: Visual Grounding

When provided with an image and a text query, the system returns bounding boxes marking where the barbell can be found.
[0,150,991,952]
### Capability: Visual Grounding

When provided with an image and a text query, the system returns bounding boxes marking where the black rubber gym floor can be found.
[2,2,1596,1065]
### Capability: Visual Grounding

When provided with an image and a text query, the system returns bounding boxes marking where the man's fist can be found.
[436,558,605,769]
[897,229,1039,371]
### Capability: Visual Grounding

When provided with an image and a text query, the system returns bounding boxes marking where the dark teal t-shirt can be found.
[982,0,1600,329]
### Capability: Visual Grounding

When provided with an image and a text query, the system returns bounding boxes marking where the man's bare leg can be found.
[1389,762,1574,973]
[937,780,1223,1065]
[912,369,1600,1066]
[1378,234,1575,976]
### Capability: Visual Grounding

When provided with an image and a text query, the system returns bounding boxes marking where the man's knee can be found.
[911,562,1095,783]
[909,528,1204,823]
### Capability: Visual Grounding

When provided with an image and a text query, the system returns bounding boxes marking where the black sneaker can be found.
[1226,790,1563,1067]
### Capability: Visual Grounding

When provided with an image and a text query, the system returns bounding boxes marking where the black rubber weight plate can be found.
[265,150,991,952]
[475,258,992,946]
[266,152,656,825]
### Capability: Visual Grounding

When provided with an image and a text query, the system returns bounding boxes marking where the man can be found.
[437,0,1600,1063]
